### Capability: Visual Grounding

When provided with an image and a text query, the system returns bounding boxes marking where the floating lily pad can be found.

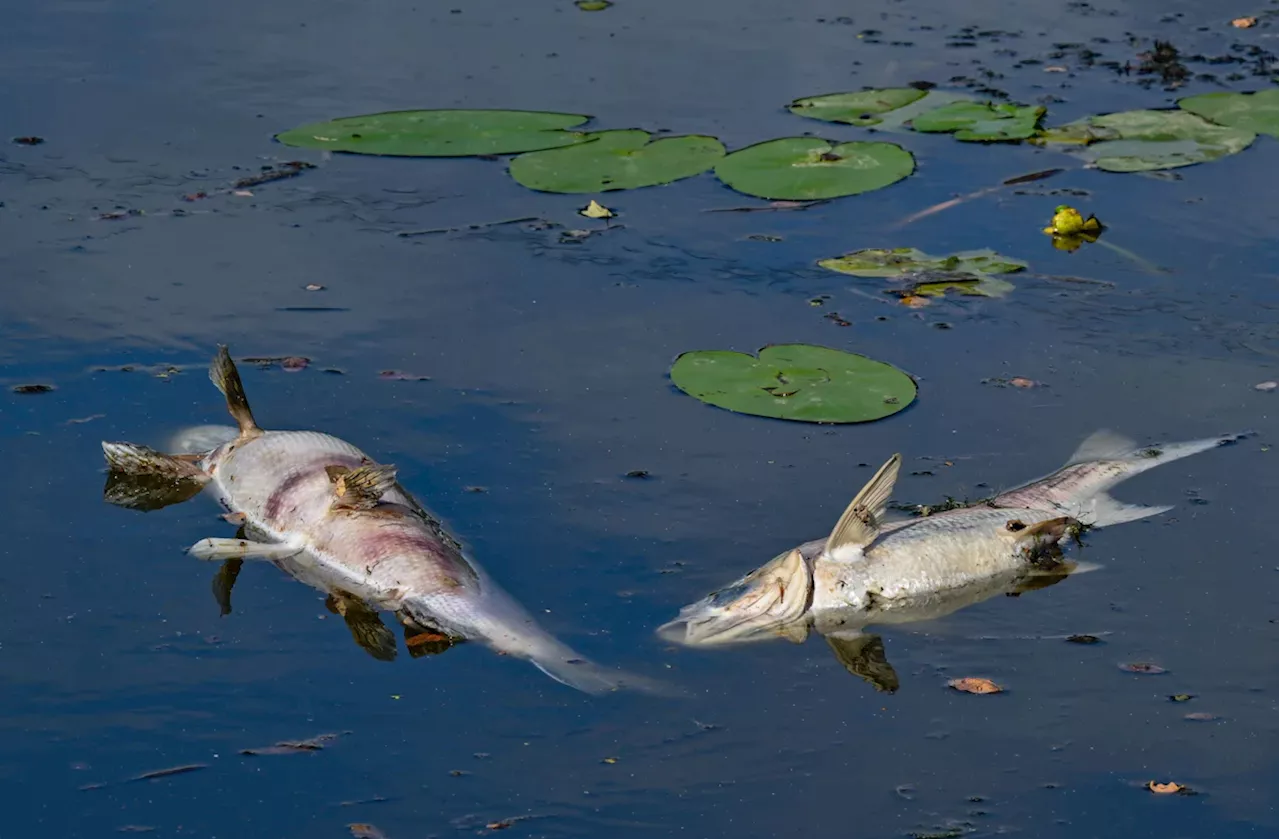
[1047,109,1256,172]
[669,344,916,424]
[714,138,914,200]
[910,101,1046,141]
[819,247,1024,298]
[1178,88,1278,138]
[276,109,592,157]
[787,88,927,126]
[508,130,724,193]
[819,247,1026,278]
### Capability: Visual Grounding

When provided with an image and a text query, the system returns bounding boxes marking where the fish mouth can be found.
[657,548,814,647]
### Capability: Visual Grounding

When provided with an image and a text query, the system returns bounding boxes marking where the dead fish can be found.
[102,345,665,695]
[658,430,1247,652]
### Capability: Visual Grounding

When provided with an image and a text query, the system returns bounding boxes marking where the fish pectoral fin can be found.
[825,632,900,693]
[102,442,210,511]
[208,345,262,439]
[825,453,902,557]
[187,537,302,561]
[329,463,397,511]
[211,559,243,616]
[330,594,398,662]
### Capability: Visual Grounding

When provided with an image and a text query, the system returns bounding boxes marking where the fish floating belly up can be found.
[103,345,665,695]
[659,428,1248,657]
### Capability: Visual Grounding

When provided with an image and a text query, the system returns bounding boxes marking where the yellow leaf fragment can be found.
[948,676,1003,694]
[1231,16,1257,28]
[899,295,930,308]
[579,199,615,219]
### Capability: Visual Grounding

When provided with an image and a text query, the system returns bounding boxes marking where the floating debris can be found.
[11,383,55,394]
[12,136,45,145]
[1119,662,1167,674]
[128,763,208,782]
[378,370,431,381]
[231,161,316,189]
[948,677,1003,694]
[578,199,615,219]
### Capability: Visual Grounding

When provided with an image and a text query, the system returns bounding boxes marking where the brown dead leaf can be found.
[486,821,514,831]
[900,295,930,308]
[1008,377,1038,388]
[1231,16,1257,28]
[1119,662,1166,674]
[348,824,388,839]
[948,677,1003,694]
[1148,781,1185,794]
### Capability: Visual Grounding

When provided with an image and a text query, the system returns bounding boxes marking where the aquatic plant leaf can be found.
[1048,109,1256,172]
[916,101,1044,140]
[787,88,927,126]
[276,109,591,157]
[510,131,724,193]
[669,344,916,424]
[714,138,913,200]
[910,101,1045,141]
[818,247,1026,278]
[1177,88,1278,138]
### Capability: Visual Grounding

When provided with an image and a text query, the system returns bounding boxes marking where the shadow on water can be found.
[0,0,1275,836]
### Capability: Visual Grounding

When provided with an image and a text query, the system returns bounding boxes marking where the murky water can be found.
[2,0,1276,836]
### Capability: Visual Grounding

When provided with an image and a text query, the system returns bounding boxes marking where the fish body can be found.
[659,429,1245,650]
[104,346,658,695]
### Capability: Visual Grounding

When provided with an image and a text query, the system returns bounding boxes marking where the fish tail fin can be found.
[208,345,262,438]
[995,430,1251,528]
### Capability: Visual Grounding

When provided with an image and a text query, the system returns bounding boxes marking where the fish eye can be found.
[1006,519,1027,532]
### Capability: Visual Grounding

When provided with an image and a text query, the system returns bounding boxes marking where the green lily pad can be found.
[1051,109,1256,172]
[818,247,1025,298]
[276,109,592,157]
[508,130,725,193]
[787,88,927,126]
[670,344,916,424]
[714,138,914,200]
[819,247,1027,278]
[910,101,1046,141]
[1178,88,1278,138]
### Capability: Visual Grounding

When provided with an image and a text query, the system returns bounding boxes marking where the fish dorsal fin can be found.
[209,345,262,439]
[824,453,902,558]
[327,462,397,510]
[1066,429,1136,465]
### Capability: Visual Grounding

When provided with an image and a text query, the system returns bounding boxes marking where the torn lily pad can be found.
[714,138,914,200]
[509,130,724,193]
[819,247,1025,298]
[276,109,592,157]
[670,344,916,424]
[1177,88,1278,139]
[910,101,1046,141]
[787,88,927,126]
[1042,109,1256,172]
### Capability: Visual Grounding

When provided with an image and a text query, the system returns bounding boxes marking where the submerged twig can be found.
[396,216,543,237]
[888,168,1066,229]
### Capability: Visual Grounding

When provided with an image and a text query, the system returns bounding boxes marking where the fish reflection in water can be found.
[102,346,668,694]
[659,428,1246,692]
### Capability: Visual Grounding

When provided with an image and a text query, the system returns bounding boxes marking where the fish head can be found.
[656,548,814,647]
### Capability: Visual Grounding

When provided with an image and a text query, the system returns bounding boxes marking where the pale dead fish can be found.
[102,345,668,696]
[659,429,1248,664]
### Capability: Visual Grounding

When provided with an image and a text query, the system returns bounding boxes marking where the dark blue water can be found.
[2,1,1275,836]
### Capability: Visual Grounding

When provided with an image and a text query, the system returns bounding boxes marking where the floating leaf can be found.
[1044,205,1103,236]
[276,109,591,157]
[787,88,927,126]
[819,247,1026,278]
[1119,662,1167,674]
[510,130,724,193]
[670,344,916,424]
[819,247,1024,298]
[1178,88,1278,138]
[576,0,613,9]
[579,199,615,218]
[911,101,1046,141]
[1147,781,1187,795]
[714,138,913,200]
[948,677,1003,694]
[1048,110,1256,172]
